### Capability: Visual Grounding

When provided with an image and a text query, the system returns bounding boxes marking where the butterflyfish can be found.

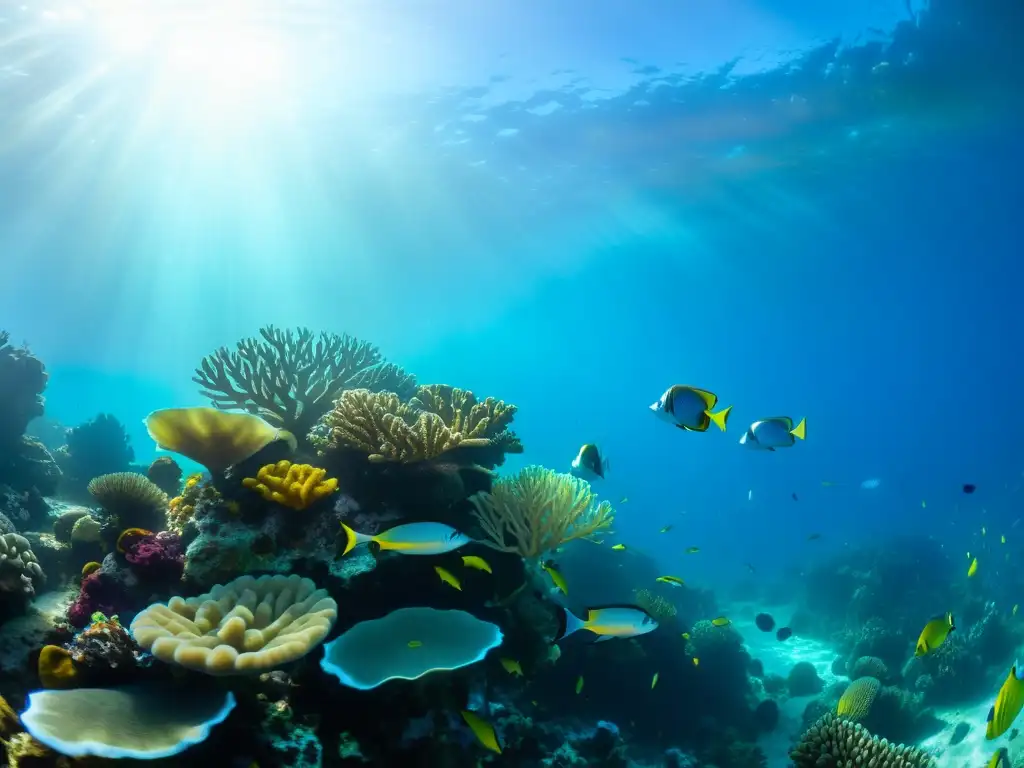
[988,748,1011,768]
[434,566,462,591]
[500,657,523,677]
[650,385,732,432]
[986,665,1024,740]
[460,710,501,754]
[571,443,607,481]
[339,521,471,556]
[711,617,731,627]
[575,676,584,694]
[462,555,492,573]
[541,561,569,595]
[656,575,685,587]
[739,416,806,450]
[969,557,979,578]
[914,612,955,656]
[556,604,660,643]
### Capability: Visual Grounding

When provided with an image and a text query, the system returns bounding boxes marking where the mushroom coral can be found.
[129,573,337,675]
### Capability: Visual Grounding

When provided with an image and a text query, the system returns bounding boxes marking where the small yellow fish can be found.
[711,617,731,627]
[575,675,584,694]
[461,710,501,754]
[542,562,568,595]
[656,575,685,587]
[500,657,523,677]
[659,525,673,534]
[462,555,492,573]
[1014,604,1019,616]
[914,612,955,656]
[988,747,1011,768]
[968,557,979,578]
[407,640,423,648]
[435,566,462,591]
[681,632,690,640]
[611,544,627,551]
[685,547,700,554]
[692,657,700,667]
[986,665,1024,739]
[651,672,659,690]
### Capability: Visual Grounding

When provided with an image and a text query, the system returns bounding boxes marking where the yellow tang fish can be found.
[462,555,492,573]
[968,557,979,578]
[434,566,462,591]
[711,617,731,627]
[611,544,627,551]
[656,576,685,587]
[651,672,659,690]
[460,710,501,754]
[692,657,700,667]
[340,521,470,556]
[575,675,584,694]
[986,665,1024,739]
[988,747,1011,768]
[686,547,700,554]
[914,612,955,656]
[542,561,569,596]
[500,657,523,677]
[407,640,423,648]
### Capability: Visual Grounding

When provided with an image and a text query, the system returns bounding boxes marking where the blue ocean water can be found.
[2,0,1022,650]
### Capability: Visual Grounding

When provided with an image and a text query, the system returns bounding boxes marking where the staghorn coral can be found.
[242,460,338,510]
[37,644,79,689]
[469,466,614,558]
[0,533,45,601]
[409,384,520,443]
[194,325,415,443]
[88,472,169,532]
[633,588,677,620]
[791,713,934,767]
[837,676,881,720]
[130,573,337,675]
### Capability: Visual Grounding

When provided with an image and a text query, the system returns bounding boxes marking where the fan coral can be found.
[147,456,183,497]
[129,573,337,675]
[242,460,338,510]
[837,676,882,720]
[469,466,614,558]
[194,325,415,444]
[633,588,677,620]
[791,714,934,767]
[0,533,45,601]
[87,472,169,532]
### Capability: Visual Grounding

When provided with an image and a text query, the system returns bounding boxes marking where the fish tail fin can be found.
[555,606,584,641]
[339,523,369,556]
[707,405,732,432]
[790,417,807,440]
[276,429,298,451]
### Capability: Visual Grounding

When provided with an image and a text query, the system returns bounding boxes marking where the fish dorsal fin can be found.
[690,388,717,409]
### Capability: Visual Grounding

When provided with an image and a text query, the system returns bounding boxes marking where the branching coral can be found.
[130,573,337,675]
[791,714,934,767]
[409,385,520,443]
[242,460,338,510]
[87,472,169,532]
[468,466,614,558]
[0,533,45,600]
[193,325,416,442]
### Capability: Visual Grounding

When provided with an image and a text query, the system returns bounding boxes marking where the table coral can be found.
[130,573,337,675]
[193,325,416,446]
[242,460,338,510]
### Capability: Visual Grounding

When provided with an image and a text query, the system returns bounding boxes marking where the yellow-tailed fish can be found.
[914,612,955,656]
[407,640,423,648]
[611,543,627,551]
[542,561,569,595]
[339,521,471,556]
[434,566,462,591]
[656,575,685,587]
[575,676,584,694]
[460,710,501,754]
[685,547,700,554]
[968,557,979,578]
[988,747,1011,768]
[659,525,673,534]
[1014,604,1019,616]
[462,555,492,573]
[571,443,607,482]
[651,672,659,689]
[650,385,732,432]
[500,657,523,677]
[556,604,660,643]
[986,665,1024,739]
[711,617,731,627]
[739,416,807,450]
[692,657,700,667]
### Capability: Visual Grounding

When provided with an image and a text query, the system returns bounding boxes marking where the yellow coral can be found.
[38,645,79,689]
[81,561,101,577]
[836,676,881,720]
[166,473,216,532]
[242,460,338,510]
[469,466,614,558]
[116,528,154,553]
[129,574,337,675]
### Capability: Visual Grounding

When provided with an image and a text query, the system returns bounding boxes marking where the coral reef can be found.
[791,713,934,767]
[87,472,169,534]
[242,460,338,510]
[0,533,45,609]
[55,413,134,500]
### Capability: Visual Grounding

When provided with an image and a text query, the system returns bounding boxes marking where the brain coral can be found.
[0,533,45,599]
[791,713,934,768]
[129,574,337,675]
[837,676,882,720]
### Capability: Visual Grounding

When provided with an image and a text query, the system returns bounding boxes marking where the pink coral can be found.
[67,571,123,628]
[123,531,183,581]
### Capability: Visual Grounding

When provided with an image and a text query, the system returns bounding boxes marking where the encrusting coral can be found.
[242,460,338,510]
[129,573,337,675]
[791,714,934,768]
[193,325,416,444]
[469,466,614,558]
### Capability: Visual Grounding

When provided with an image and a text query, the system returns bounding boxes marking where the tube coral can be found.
[469,466,614,558]
[242,460,338,510]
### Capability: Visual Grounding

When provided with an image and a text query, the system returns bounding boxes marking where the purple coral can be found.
[124,531,184,582]
[68,571,125,628]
